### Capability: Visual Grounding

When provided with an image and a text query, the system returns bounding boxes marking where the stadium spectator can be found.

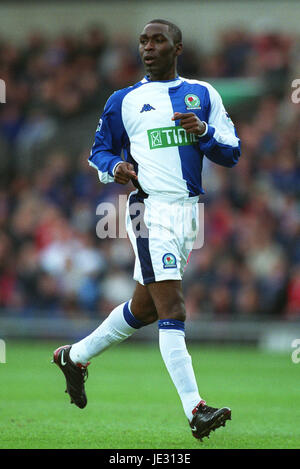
[0,24,299,319]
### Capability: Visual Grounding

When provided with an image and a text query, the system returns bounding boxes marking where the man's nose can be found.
[144,40,154,51]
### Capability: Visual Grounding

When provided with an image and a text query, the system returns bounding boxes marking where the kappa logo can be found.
[162,253,177,269]
[185,94,201,110]
[140,104,156,113]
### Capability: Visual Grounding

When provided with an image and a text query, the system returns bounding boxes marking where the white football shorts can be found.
[126,189,199,285]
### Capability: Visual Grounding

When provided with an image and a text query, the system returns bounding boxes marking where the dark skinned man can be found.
[53,19,240,441]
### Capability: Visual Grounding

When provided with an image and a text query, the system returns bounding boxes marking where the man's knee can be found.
[132,307,158,324]
[157,300,186,322]
[130,283,158,325]
[130,299,158,324]
[147,280,186,322]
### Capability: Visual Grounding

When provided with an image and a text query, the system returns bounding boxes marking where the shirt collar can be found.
[144,75,181,83]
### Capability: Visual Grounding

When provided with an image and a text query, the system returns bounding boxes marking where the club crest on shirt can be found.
[162,253,177,269]
[185,94,201,110]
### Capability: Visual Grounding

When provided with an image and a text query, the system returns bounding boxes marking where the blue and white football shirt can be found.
[89,75,241,199]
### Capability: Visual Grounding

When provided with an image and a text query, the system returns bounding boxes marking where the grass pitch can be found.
[0,340,299,449]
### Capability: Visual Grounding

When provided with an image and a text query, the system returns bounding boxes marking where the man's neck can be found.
[147,68,178,82]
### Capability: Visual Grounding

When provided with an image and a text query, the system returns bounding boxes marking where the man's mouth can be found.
[144,56,156,65]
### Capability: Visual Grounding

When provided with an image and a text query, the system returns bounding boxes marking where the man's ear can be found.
[175,42,183,57]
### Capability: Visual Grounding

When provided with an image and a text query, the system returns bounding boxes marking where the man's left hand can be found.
[172,112,206,136]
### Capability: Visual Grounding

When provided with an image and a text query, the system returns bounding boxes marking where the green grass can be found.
[0,340,299,449]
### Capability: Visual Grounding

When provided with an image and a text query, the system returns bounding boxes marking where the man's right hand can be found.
[114,162,138,185]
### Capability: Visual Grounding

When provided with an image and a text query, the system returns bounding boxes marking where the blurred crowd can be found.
[0,24,299,319]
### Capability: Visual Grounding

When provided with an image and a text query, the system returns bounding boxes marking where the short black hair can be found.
[146,19,182,44]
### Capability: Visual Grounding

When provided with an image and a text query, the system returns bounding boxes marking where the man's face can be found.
[139,23,182,77]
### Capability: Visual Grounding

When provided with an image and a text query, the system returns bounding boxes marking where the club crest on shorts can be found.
[185,94,201,110]
[162,253,177,269]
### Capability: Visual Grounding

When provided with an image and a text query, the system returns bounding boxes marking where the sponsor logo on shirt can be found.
[147,126,198,149]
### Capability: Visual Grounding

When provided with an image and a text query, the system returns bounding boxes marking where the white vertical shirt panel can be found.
[197,80,240,147]
[121,82,189,197]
